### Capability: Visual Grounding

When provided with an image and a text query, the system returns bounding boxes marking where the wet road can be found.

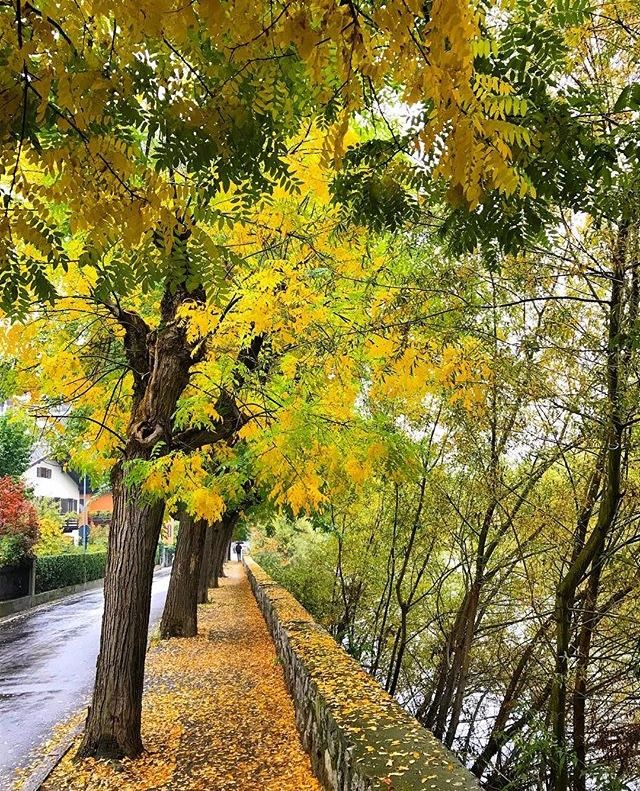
[0,569,171,788]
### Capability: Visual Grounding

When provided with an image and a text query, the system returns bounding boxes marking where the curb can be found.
[0,578,105,620]
[0,565,171,624]
[15,725,81,791]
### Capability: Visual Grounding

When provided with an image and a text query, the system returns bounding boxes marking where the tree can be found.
[197,508,243,602]
[3,135,386,757]
[0,412,33,478]
[159,509,208,639]
[0,477,39,565]
[248,208,640,791]
[0,0,563,759]
[2,0,639,776]
[0,0,537,314]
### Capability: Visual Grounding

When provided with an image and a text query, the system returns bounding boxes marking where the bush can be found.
[34,499,70,556]
[35,552,107,594]
[87,523,109,550]
[251,517,337,624]
[0,477,39,565]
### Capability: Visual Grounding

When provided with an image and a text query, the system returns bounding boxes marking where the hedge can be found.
[35,552,107,594]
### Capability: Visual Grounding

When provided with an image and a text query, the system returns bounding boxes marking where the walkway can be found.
[39,564,322,791]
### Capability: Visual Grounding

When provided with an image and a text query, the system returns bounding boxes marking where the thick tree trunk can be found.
[77,468,165,758]
[76,275,256,759]
[160,511,207,638]
[78,284,201,759]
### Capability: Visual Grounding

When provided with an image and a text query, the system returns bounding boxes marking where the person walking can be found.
[234,541,243,562]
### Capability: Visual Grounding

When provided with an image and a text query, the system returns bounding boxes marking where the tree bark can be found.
[77,284,204,759]
[471,618,551,780]
[211,510,239,586]
[197,521,219,604]
[77,277,255,758]
[549,224,628,791]
[77,467,165,757]
[160,511,207,638]
[208,525,224,588]
[571,566,601,791]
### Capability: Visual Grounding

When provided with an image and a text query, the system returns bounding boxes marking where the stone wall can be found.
[245,558,480,791]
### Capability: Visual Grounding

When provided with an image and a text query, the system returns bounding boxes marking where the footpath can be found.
[37,564,321,791]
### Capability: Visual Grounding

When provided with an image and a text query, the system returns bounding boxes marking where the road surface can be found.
[0,569,171,787]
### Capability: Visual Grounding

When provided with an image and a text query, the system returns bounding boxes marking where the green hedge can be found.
[35,552,107,594]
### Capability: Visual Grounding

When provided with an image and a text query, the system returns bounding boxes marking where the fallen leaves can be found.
[247,559,480,790]
[41,564,321,790]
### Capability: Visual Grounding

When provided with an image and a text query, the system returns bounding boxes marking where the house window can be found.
[60,498,78,514]
[36,467,52,479]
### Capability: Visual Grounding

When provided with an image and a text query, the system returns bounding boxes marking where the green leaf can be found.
[613,84,640,113]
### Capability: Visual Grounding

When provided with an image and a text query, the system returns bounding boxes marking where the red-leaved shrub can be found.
[0,476,40,565]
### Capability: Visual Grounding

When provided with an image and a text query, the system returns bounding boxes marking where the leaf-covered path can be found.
[41,563,322,790]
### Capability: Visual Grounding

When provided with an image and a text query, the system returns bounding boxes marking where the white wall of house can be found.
[23,460,80,506]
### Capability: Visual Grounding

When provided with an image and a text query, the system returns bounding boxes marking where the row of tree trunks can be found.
[210,510,238,586]
[161,508,241,638]
[160,511,208,639]
[197,521,219,604]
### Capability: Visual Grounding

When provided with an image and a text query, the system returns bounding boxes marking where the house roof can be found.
[26,442,94,491]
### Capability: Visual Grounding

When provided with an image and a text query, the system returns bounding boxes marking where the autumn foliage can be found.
[0,0,639,787]
[0,476,39,565]
[42,566,321,791]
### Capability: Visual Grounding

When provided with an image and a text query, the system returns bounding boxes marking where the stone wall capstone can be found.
[245,558,480,791]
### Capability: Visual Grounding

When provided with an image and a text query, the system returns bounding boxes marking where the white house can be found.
[22,445,81,526]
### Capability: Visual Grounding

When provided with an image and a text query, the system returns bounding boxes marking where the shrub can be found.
[34,499,71,556]
[87,523,109,550]
[0,477,39,565]
[251,518,337,624]
[35,552,107,594]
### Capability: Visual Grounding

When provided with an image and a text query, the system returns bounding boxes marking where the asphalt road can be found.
[0,568,171,788]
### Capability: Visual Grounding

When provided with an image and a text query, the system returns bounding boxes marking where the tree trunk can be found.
[549,224,628,791]
[471,618,551,780]
[77,467,165,757]
[571,563,602,791]
[208,525,224,588]
[210,510,239,586]
[216,531,229,577]
[197,521,219,604]
[160,511,207,638]
[78,284,202,759]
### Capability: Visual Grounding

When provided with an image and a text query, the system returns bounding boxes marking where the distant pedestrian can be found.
[234,542,243,562]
